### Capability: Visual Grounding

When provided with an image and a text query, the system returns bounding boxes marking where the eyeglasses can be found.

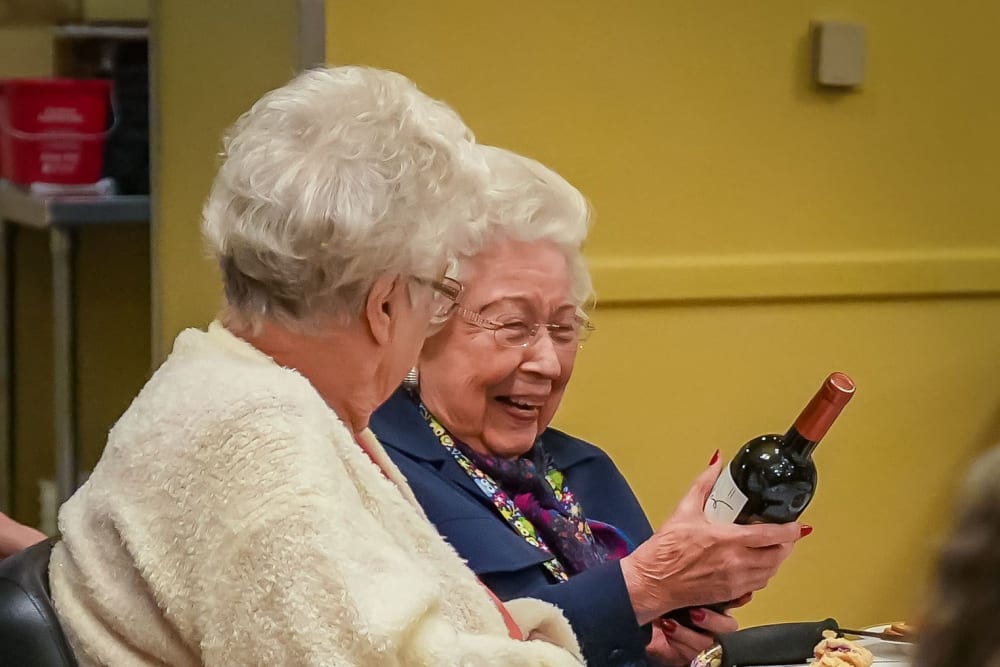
[411,276,463,318]
[455,306,595,349]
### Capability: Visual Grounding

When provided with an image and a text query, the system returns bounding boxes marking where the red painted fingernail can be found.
[690,608,706,622]
[662,619,678,634]
[709,449,720,466]
[800,524,814,538]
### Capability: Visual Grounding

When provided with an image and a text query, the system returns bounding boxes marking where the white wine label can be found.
[704,464,748,524]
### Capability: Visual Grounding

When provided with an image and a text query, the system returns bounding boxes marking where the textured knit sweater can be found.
[50,322,583,666]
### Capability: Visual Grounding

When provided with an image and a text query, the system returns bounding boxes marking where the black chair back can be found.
[0,538,78,666]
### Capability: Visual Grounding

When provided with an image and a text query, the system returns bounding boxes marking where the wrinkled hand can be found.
[621,456,806,624]
[645,605,739,666]
[0,511,46,558]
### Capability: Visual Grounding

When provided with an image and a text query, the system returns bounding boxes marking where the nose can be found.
[520,330,562,379]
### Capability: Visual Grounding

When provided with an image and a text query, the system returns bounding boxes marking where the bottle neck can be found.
[788,375,854,457]
[783,426,819,458]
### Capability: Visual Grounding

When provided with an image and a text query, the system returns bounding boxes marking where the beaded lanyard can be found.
[419,402,599,582]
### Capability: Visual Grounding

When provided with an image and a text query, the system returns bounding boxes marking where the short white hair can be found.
[455,145,593,309]
[202,66,488,329]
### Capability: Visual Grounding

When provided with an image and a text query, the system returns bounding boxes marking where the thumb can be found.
[675,451,724,518]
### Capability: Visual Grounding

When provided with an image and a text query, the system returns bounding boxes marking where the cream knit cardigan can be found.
[50,323,583,666]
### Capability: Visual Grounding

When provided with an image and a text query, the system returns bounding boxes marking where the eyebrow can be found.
[479,296,576,317]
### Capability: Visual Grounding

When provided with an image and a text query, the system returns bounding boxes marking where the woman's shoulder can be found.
[80,327,363,544]
[143,325,326,420]
[99,325,344,478]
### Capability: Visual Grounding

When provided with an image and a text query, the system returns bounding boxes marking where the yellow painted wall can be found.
[1,26,150,527]
[328,1,1000,628]
[0,1,78,24]
[0,27,55,76]
[151,0,299,357]
[81,0,147,21]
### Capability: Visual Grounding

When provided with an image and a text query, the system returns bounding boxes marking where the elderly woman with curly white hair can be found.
[46,66,583,666]
[374,145,804,667]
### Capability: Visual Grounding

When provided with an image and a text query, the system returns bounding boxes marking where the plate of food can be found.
[808,630,876,666]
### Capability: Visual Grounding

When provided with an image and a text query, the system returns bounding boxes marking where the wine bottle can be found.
[670,373,855,630]
[704,372,855,525]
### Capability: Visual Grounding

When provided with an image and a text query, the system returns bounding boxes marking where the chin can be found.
[486,433,538,459]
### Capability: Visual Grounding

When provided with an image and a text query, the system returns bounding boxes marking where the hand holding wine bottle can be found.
[622,372,853,634]
[619,457,805,627]
[671,372,855,629]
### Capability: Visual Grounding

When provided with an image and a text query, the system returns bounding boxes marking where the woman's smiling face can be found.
[418,238,580,458]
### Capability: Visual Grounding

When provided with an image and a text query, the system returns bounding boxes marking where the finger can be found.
[674,457,724,517]
[645,625,685,666]
[0,520,46,558]
[724,592,753,611]
[733,521,803,548]
[690,608,739,636]
[723,542,793,582]
[749,541,796,566]
[748,541,799,581]
[661,619,716,658]
[723,564,783,598]
[771,540,797,565]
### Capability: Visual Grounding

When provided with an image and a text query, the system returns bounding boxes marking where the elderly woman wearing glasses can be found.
[42,68,585,666]
[372,145,806,667]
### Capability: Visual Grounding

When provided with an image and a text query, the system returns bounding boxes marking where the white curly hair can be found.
[202,66,488,330]
[450,145,594,311]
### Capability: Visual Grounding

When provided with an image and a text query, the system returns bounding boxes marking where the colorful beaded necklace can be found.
[418,401,607,582]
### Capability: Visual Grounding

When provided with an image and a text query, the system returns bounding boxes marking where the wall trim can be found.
[590,249,1000,304]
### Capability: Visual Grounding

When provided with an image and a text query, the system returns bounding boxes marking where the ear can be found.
[364,273,401,346]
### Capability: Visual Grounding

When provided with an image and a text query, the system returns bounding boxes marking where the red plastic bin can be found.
[0,78,113,185]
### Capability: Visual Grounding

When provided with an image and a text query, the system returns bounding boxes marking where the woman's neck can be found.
[228,317,384,436]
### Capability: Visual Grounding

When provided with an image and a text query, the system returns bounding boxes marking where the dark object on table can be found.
[701,618,838,667]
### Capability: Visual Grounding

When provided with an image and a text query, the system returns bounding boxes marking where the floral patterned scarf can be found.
[417,396,631,579]
[458,438,631,574]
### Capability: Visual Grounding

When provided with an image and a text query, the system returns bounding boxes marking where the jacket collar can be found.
[371,387,450,462]
[371,387,483,502]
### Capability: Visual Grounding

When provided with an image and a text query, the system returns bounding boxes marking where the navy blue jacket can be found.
[372,388,656,667]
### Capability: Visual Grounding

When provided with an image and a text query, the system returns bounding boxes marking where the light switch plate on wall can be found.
[812,21,866,88]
